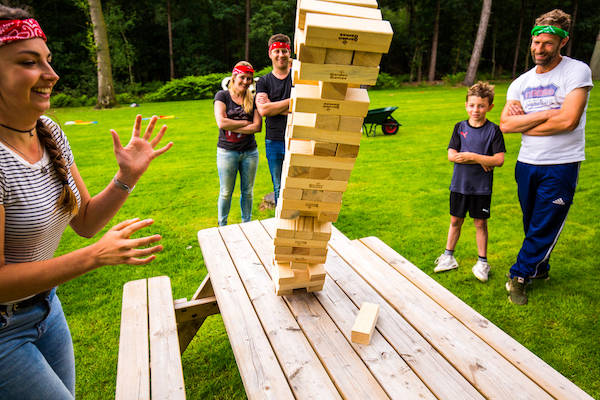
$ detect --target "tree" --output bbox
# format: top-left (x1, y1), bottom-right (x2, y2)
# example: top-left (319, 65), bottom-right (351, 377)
top-left (591, 31), bottom-right (600, 80)
top-left (463, 0), bottom-right (492, 86)
top-left (512, 0), bottom-right (525, 78)
top-left (245, 0), bottom-right (251, 61)
top-left (88, 0), bottom-right (116, 108)
top-left (427, 0), bottom-right (440, 82)
top-left (566, 0), bottom-right (578, 56)
top-left (167, 0), bottom-right (175, 79)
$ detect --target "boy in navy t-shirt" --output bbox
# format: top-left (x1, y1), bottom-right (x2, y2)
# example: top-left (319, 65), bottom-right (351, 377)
top-left (434, 82), bottom-right (506, 282)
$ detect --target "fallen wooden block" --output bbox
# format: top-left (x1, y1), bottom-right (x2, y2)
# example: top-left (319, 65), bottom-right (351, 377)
top-left (297, 0), bottom-right (382, 30)
top-left (304, 13), bottom-right (393, 53)
top-left (292, 84), bottom-right (370, 117)
top-left (351, 302), bottom-right (380, 345)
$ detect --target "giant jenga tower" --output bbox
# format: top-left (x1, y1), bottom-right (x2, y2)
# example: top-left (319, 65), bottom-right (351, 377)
top-left (272, 0), bottom-right (393, 295)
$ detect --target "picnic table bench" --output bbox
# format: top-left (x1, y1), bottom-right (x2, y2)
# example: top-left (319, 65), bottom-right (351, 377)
top-left (116, 218), bottom-right (592, 399)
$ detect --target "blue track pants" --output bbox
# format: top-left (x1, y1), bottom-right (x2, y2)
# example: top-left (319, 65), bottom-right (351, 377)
top-left (510, 161), bottom-right (580, 279)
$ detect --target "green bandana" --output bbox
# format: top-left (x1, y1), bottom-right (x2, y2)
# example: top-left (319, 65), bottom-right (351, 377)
top-left (531, 25), bottom-right (569, 39)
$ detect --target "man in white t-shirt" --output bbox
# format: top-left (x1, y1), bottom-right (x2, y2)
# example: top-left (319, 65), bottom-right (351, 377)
top-left (500, 9), bottom-right (593, 305)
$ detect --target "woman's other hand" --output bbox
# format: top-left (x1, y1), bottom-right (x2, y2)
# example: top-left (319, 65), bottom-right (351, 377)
top-left (111, 115), bottom-right (173, 184)
top-left (90, 218), bottom-right (164, 266)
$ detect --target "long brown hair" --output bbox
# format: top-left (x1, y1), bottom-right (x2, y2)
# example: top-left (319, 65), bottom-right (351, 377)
top-left (228, 61), bottom-right (255, 114)
top-left (36, 120), bottom-right (78, 215)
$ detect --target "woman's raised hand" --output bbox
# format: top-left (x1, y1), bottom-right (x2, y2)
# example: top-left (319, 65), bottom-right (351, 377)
top-left (91, 218), bottom-right (164, 266)
top-left (110, 115), bottom-right (173, 184)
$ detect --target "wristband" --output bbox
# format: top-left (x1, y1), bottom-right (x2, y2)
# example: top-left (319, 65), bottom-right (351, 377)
top-left (113, 176), bottom-right (135, 193)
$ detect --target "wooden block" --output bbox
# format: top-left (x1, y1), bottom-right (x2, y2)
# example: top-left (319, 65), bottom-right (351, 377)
top-left (325, 48), bottom-right (354, 65)
top-left (274, 237), bottom-right (329, 249)
top-left (292, 68), bottom-right (320, 86)
top-left (274, 280), bottom-right (293, 296)
top-left (306, 282), bottom-right (325, 292)
top-left (304, 13), bottom-right (393, 53)
top-left (352, 51), bottom-right (383, 67)
top-left (275, 218), bottom-right (295, 238)
top-left (301, 189), bottom-right (343, 203)
top-left (278, 279), bottom-right (324, 291)
top-left (292, 247), bottom-right (310, 255)
top-left (274, 253), bottom-right (327, 264)
top-left (275, 262), bottom-right (296, 284)
top-left (297, 0), bottom-right (382, 30)
top-left (296, 29), bottom-right (327, 63)
top-left (282, 176), bottom-right (349, 192)
top-left (312, 141), bottom-right (338, 156)
top-left (336, 144), bottom-right (360, 158)
top-left (291, 262), bottom-right (309, 271)
top-left (319, 81), bottom-right (348, 100)
top-left (351, 302), bottom-right (380, 345)
top-left (280, 198), bottom-right (343, 214)
top-left (288, 124), bottom-right (362, 146)
top-left (276, 203), bottom-right (300, 220)
top-left (317, 211), bottom-right (340, 222)
top-left (293, 59), bottom-right (379, 85)
top-left (288, 139), bottom-right (356, 170)
top-left (293, 84), bottom-right (370, 117)
top-left (319, 0), bottom-right (378, 7)
top-left (313, 220), bottom-right (332, 241)
top-left (309, 168), bottom-right (352, 181)
top-left (281, 187), bottom-right (304, 200)
top-left (308, 263), bottom-right (326, 281)
top-left (339, 115), bottom-right (364, 132)
top-left (274, 245), bottom-right (293, 255)
top-left (315, 114), bottom-right (340, 130)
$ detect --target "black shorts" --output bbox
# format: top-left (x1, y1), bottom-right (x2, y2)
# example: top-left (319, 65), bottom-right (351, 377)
top-left (450, 192), bottom-right (491, 219)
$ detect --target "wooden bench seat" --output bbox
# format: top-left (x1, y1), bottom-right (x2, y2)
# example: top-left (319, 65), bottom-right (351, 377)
top-left (115, 275), bottom-right (219, 399)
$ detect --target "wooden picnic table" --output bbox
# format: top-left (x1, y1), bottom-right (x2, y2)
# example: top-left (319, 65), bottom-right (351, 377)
top-left (195, 218), bottom-right (592, 400)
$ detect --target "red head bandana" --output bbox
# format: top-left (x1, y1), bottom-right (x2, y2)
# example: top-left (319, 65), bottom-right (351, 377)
top-left (232, 65), bottom-right (254, 75)
top-left (0, 19), bottom-right (47, 46)
top-left (269, 41), bottom-right (290, 53)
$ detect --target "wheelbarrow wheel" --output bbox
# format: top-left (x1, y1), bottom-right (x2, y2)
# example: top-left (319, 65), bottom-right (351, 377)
top-left (382, 117), bottom-right (399, 135)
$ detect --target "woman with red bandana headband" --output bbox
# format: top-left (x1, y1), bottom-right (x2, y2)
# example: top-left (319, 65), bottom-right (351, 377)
top-left (214, 61), bottom-right (262, 226)
top-left (256, 33), bottom-right (292, 205)
top-left (0, 6), bottom-right (172, 398)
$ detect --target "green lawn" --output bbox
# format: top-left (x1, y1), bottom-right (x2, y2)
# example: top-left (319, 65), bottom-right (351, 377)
top-left (51, 83), bottom-right (599, 399)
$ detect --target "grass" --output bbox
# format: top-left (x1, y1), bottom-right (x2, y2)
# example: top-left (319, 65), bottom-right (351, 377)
top-left (50, 83), bottom-right (599, 399)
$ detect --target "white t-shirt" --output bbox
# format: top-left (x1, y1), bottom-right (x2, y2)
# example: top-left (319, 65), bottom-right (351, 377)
top-left (507, 56), bottom-right (593, 164)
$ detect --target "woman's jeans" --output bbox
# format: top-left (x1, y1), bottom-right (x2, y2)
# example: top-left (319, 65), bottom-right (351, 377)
top-left (0, 289), bottom-right (75, 399)
top-left (217, 147), bottom-right (259, 226)
top-left (265, 139), bottom-right (285, 204)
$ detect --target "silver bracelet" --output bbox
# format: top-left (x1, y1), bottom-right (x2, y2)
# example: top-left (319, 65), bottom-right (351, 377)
top-left (113, 176), bottom-right (135, 193)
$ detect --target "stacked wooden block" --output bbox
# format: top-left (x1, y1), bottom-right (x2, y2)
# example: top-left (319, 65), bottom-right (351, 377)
top-left (273, 0), bottom-right (393, 296)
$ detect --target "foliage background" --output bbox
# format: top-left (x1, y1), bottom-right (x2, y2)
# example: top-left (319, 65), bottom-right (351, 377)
top-left (8, 0), bottom-right (600, 97)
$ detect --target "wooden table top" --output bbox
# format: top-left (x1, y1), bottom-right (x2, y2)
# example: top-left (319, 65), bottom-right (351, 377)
top-left (197, 218), bottom-right (591, 400)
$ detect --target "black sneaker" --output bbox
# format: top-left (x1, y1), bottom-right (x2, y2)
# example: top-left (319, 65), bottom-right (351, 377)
top-left (529, 270), bottom-right (549, 281)
top-left (506, 275), bottom-right (528, 305)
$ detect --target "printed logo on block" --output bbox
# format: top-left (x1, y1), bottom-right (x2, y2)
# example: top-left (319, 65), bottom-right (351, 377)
top-left (338, 33), bottom-right (359, 45)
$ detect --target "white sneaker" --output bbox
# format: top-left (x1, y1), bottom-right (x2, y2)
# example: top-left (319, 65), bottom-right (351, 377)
top-left (472, 260), bottom-right (490, 282)
top-left (434, 254), bottom-right (458, 272)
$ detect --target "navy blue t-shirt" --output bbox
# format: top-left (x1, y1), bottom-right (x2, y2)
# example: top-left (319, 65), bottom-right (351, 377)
top-left (214, 90), bottom-right (257, 152)
top-left (255, 71), bottom-right (292, 141)
top-left (448, 120), bottom-right (506, 195)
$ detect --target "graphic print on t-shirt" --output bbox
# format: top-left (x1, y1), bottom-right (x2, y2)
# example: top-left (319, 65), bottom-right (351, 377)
top-left (521, 84), bottom-right (561, 112)
top-left (225, 130), bottom-right (243, 143)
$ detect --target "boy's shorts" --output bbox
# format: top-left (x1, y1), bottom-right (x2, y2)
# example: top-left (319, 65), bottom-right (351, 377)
top-left (450, 192), bottom-right (491, 219)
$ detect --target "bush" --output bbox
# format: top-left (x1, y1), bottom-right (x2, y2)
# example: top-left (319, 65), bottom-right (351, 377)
top-left (144, 73), bottom-right (230, 102)
top-left (116, 92), bottom-right (139, 105)
top-left (442, 72), bottom-right (466, 86)
top-left (373, 72), bottom-right (408, 90)
top-left (51, 93), bottom-right (95, 108)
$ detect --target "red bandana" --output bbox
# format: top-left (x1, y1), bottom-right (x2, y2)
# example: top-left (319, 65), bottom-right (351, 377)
top-left (269, 41), bottom-right (290, 53)
top-left (232, 65), bottom-right (254, 75)
top-left (0, 19), bottom-right (47, 46)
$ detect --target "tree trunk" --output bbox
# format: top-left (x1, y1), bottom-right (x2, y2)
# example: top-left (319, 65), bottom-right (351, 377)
top-left (512, 0), bottom-right (524, 78)
top-left (167, 0), bottom-right (175, 80)
top-left (491, 19), bottom-right (496, 79)
top-left (591, 31), bottom-right (600, 80)
top-left (463, 0), bottom-right (492, 86)
top-left (566, 0), bottom-right (577, 56)
top-left (245, 0), bottom-right (250, 61)
top-left (428, 0), bottom-right (440, 82)
top-left (88, 0), bottom-right (116, 108)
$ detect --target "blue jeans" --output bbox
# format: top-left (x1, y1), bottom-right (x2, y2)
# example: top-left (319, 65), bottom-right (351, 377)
top-left (265, 139), bottom-right (285, 204)
top-left (0, 289), bottom-right (75, 399)
top-left (217, 147), bottom-right (259, 226)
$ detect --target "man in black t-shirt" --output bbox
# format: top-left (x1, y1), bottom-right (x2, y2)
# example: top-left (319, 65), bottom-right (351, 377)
top-left (256, 33), bottom-right (292, 205)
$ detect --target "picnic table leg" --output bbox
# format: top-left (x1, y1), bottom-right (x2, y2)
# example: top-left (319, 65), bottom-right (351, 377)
top-left (175, 275), bottom-right (220, 353)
